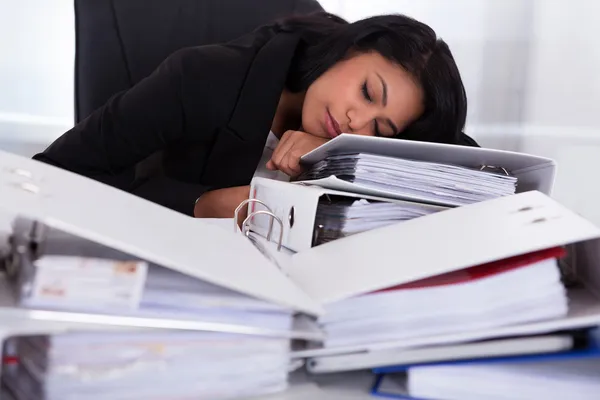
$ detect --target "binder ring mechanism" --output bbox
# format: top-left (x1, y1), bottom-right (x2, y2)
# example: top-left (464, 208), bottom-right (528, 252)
top-left (234, 199), bottom-right (284, 251)
top-left (242, 211), bottom-right (284, 252)
top-left (479, 165), bottom-right (511, 176)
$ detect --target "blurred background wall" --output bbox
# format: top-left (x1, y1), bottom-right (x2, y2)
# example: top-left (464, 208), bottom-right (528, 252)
top-left (1, 0), bottom-right (598, 223)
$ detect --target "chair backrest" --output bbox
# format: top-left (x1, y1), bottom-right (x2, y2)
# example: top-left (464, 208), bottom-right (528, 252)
top-left (74, 0), bottom-right (324, 122)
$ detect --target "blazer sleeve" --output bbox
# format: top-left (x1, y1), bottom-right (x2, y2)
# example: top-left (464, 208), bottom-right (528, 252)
top-left (459, 133), bottom-right (480, 147)
top-left (33, 48), bottom-right (214, 215)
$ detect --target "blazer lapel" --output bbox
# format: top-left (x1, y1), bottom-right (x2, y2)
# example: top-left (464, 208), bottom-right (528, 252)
top-left (200, 31), bottom-right (302, 188)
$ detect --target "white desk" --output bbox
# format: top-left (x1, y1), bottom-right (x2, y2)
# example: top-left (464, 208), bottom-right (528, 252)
top-left (249, 371), bottom-right (383, 400)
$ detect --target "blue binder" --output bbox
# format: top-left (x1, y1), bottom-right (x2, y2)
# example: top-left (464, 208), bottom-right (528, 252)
top-left (370, 329), bottom-right (600, 399)
top-left (369, 374), bottom-right (421, 400)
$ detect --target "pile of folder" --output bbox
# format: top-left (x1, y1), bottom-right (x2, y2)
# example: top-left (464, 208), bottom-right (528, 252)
top-left (317, 247), bottom-right (568, 349)
top-left (246, 135), bottom-right (600, 397)
top-left (1, 133), bottom-right (600, 400)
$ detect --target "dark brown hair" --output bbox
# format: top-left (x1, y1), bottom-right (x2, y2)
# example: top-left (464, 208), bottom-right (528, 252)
top-left (277, 12), bottom-right (468, 145)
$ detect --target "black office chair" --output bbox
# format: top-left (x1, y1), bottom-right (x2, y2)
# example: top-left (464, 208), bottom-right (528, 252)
top-left (74, 0), bottom-right (324, 123)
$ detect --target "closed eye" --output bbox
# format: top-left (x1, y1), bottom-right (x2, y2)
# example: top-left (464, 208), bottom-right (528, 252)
top-left (361, 82), bottom-right (373, 103)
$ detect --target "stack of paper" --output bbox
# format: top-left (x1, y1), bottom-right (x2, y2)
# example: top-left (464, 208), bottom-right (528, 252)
top-left (2, 331), bottom-right (290, 400)
top-left (407, 358), bottom-right (600, 400)
top-left (18, 256), bottom-right (295, 335)
top-left (139, 264), bottom-right (294, 331)
top-left (319, 248), bottom-right (568, 349)
top-left (302, 153), bottom-right (518, 206)
top-left (313, 198), bottom-right (442, 245)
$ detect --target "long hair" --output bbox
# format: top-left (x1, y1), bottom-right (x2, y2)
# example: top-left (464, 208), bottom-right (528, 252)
top-left (275, 12), bottom-right (467, 145)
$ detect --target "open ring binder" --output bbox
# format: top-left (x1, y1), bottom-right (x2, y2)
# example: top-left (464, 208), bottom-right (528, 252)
top-left (242, 210), bottom-right (284, 252)
top-left (234, 198), bottom-right (274, 240)
top-left (0, 216), bottom-right (323, 340)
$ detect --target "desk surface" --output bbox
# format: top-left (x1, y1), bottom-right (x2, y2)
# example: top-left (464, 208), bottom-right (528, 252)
top-left (250, 371), bottom-right (381, 400)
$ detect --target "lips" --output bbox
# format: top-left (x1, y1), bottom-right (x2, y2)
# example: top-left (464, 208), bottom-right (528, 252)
top-left (325, 109), bottom-right (342, 139)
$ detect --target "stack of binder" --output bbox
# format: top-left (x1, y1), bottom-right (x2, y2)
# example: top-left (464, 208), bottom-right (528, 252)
top-left (0, 219), bottom-right (316, 399)
top-left (242, 135), bottom-right (600, 384)
top-left (0, 148), bottom-right (326, 400)
top-left (7, 218), bottom-right (306, 337)
top-left (297, 134), bottom-right (555, 205)
top-left (249, 134), bottom-right (556, 252)
top-left (300, 153), bottom-right (518, 206)
top-left (317, 246), bottom-right (568, 349)
top-left (1, 134), bottom-right (600, 399)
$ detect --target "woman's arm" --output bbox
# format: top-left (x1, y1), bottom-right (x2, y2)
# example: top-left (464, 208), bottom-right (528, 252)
top-left (34, 48), bottom-right (194, 181)
top-left (33, 48), bottom-right (229, 215)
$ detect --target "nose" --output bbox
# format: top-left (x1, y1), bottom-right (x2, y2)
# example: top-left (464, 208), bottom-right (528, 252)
top-left (347, 108), bottom-right (376, 134)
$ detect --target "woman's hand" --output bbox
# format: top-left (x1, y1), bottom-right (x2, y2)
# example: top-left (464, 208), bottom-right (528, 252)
top-left (266, 130), bottom-right (328, 178)
top-left (194, 185), bottom-right (250, 219)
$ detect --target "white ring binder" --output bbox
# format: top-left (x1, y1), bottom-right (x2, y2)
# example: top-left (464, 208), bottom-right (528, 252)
top-left (242, 210), bottom-right (284, 252)
top-left (0, 217), bottom-right (323, 340)
top-left (234, 198), bottom-right (274, 239)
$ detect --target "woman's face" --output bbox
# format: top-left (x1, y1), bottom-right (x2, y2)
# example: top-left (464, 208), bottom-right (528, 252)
top-left (301, 52), bottom-right (424, 139)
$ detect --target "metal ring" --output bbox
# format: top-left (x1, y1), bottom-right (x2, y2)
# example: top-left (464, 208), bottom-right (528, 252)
top-left (233, 199), bottom-right (273, 238)
top-left (242, 210), bottom-right (284, 252)
top-left (480, 165), bottom-right (511, 176)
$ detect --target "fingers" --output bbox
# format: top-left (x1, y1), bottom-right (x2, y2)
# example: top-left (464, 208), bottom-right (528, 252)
top-left (273, 146), bottom-right (304, 177)
top-left (269, 130), bottom-right (303, 177)
top-left (283, 149), bottom-right (304, 177)
top-left (269, 130), bottom-right (294, 165)
top-left (268, 130), bottom-right (327, 178)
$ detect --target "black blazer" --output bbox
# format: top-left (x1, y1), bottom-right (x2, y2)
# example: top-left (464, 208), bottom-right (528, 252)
top-left (34, 25), bottom-right (301, 216)
top-left (34, 25), bottom-right (479, 216)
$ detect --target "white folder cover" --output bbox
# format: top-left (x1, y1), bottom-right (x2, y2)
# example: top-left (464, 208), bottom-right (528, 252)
top-left (300, 134), bottom-right (556, 196)
top-left (0, 150), bottom-right (323, 317)
top-left (286, 190), bottom-right (600, 305)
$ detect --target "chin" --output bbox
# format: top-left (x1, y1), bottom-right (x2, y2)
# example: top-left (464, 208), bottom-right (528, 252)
top-left (306, 129), bottom-right (328, 139)
top-left (301, 115), bottom-right (326, 138)
top-left (300, 122), bottom-right (317, 136)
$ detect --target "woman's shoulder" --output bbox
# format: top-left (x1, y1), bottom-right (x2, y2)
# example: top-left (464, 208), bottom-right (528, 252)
top-left (166, 25), bottom-right (291, 85)
top-left (159, 25), bottom-right (301, 124)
